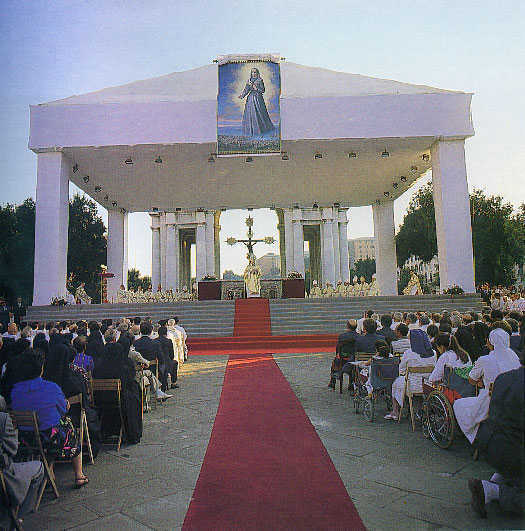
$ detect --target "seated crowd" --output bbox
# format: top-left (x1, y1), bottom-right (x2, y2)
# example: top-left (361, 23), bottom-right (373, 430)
top-left (329, 306), bottom-right (524, 518)
top-left (0, 315), bottom-right (188, 521)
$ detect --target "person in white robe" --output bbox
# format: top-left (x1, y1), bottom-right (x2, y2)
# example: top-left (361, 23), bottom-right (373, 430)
top-left (428, 333), bottom-right (472, 384)
top-left (167, 318), bottom-right (185, 364)
top-left (453, 328), bottom-right (521, 444)
top-left (387, 329), bottom-right (436, 420)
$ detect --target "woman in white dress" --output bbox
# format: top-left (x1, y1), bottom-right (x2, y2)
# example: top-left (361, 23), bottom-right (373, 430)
top-left (386, 329), bottom-right (436, 420)
top-left (453, 327), bottom-right (521, 444)
top-left (428, 333), bottom-right (472, 384)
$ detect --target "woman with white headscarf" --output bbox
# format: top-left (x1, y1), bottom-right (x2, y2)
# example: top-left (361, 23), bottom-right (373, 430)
top-left (453, 327), bottom-right (521, 444)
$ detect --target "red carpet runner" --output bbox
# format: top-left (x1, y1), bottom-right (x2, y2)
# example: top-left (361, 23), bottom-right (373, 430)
top-left (233, 298), bottom-right (271, 336)
top-left (182, 353), bottom-right (365, 530)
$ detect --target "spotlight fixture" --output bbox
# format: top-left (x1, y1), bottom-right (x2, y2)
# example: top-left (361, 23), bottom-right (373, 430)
top-left (152, 207), bottom-right (159, 212)
top-left (124, 158), bottom-right (133, 165)
top-left (208, 154), bottom-right (215, 163)
top-left (94, 185), bottom-right (102, 192)
top-left (314, 153), bottom-right (322, 159)
top-left (334, 202), bottom-right (340, 208)
top-left (220, 207), bottom-right (227, 212)
top-left (410, 165), bottom-right (418, 171)
top-left (245, 156), bottom-right (253, 163)
top-left (400, 175), bottom-right (407, 182)
top-left (104, 195), bottom-right (109, 201)
top-left (381, 149), bottom-right (390, 158)
top-left (247, 207), bottom-right (253, 211)
top-left (72, 164), bottom-right (79, 173)
top-left (154, 156), bottom-right (162, 164)
top-left (281, 152), bottom-right (289, 160)
top-left (393, 182), bottom-right (398, 189)
top-left (175, 207), bottom-right (182, 212)
top-left (384, 191), bottom-right (390, 197)
top-left (120, 208), bottom-right (126, 214)
top-left (112, 201), bottom-right (117, 207)
top-left (83, 175), bottom-right (90, 183)
top-left (312, 203), bottom-right (319, 209)
top-left (422, 153), bottom-right (430, 162)
top-left (348, 152), bottom-right (357, 158)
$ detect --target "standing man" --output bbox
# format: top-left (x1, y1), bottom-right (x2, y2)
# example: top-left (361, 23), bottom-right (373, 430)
top-left (157, 326), bottom-right (179, 390)
top-left (173, 317), bottom-right (188, 361)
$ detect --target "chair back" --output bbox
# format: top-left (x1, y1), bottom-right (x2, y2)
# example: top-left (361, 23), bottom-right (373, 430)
top-left (355, 352), bottom-right (374, 362)
top-left (91, 379), bottom-right (122, 407)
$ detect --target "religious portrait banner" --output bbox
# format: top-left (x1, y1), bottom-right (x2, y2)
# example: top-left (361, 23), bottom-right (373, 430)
top-left (217, 57), bottom-right (281, 156)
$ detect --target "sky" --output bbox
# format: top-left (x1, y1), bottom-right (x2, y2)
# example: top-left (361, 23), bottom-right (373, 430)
top-left (2, 0), bottom-right (524, 276)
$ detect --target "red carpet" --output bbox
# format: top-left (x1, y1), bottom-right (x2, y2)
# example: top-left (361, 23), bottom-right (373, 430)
top-left (182, 353), bottom-right (365, 530)
top-left (234, 298), bottom-right (271, 336)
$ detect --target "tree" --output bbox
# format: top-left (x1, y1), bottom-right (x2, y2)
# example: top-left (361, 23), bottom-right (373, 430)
top-left (223, 270), bottom-right (243, 280)
top-left (67, 194), bottom-right (107, 302)
top-left (127, 268), bottom-right (152, 291)
top-left (396, 184), bottom-right (525, 286)
top-left (350, 258), bottom-right (376, 283)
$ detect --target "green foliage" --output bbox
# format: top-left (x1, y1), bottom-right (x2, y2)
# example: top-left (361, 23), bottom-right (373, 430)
top-left (0, 199), bottom-right (35, 304)
top-left (397, 267), bottom-right (412, 295)
top-left (223, 269), bottom-right (243, 281)
top-left (67, 195), bottom-right (107, 303)
top-left (350, 258), bottom-right (376, 283)
top-left (396, 185), bottom-right (525, 286)
top-left (127, 268), bottom-right (152, 291)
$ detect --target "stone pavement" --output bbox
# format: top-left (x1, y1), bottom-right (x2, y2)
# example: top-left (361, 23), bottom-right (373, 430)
top-left (23, 353), bottom-right (524, 530)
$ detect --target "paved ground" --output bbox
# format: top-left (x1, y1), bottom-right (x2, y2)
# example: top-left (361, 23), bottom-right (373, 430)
top-left (23, 353), bottom-right (524, 530)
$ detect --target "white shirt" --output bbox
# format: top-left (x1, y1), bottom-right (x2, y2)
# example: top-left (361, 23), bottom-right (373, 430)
top-left (428, 350), bottom-right (471, 383)
top-left (391, 337), bottom-right (411, 354)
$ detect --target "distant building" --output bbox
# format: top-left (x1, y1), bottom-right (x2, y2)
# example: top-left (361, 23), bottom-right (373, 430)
top-left (256, 252), bottom-right (281, 278)
top-left (348, 237), bottom-right (375, 268)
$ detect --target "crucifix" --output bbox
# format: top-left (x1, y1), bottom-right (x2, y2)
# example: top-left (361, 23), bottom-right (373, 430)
top-left (226, 216), bottom-right (275, 258)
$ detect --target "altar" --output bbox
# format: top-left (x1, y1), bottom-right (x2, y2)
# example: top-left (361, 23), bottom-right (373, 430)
top-left (198, 279), bottom-right (305, 300)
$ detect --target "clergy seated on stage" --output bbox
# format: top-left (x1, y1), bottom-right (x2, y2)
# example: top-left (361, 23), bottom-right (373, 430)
top-left (322, 282), bottom-right (335, 298)
top-left (309, 281), bottom-right (322, 298)
top-left (468, 366), bottom-right (524, 519)
top-left (335, 281), bottom-right (346, 297)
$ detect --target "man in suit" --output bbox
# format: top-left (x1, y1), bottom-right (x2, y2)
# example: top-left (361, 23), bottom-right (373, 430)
top-left (468, 367), bottom-right (524, 518)
top-left (355, 318), bottom-right (383, 353)
top-left (134, 322), bottom-right (172, 399)
top-left (377, 314), bottom-right (395, 344)
top-left (156, 326), bottom-right (179, 391)
top-left (328, 320), bottom-right (359, 389)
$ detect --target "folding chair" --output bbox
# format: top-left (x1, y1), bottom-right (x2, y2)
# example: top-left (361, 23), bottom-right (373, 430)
top-left (9, 411), bottom-right (59, 511)
top-left (398, 365), bottom-right (435, 431)
top-left (0, 469), bottom-right (23, 530)
top-left (67, 394), bottom-right (94, 465)
top-left (91, 379), bottom-right (124, 452)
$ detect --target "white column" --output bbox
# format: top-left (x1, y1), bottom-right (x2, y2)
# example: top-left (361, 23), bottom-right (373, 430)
top-left (159, 216), bottom-right (167, 290)
top-left (321, 208), bottom-right (335, 285)
top-left (332, 218), bottom-right (341, 282)
top-left (292, 220), bottom-right (305, 276)
top-left (205, 212), bottom-right (215, 276)
top-left (196, 223), bottom-right (206, 281)
top-left (339, 212), bottom-right (350, 283)
top-left (431, 139), bottom-right (475, 293)
top-left (165, 224), bottom-right (177, 290)
top-left (373, 200), bottom-right (398, 295)
top-left (173, 226), bottom-right (180, 290)
top-left (107, 209), bottom-right (128, 302)
top-left (284, 209), bottom-right (294, 274)
top-left (151, 226), bottom-right (161, 291)
top-left (33, 151), bottom-right (69, 305)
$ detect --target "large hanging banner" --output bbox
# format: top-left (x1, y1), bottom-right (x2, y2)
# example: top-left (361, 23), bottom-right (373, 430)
top-left (217, 54), bottom-right (281, 156)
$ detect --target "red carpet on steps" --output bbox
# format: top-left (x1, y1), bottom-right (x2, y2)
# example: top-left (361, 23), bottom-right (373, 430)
top-left (234, 298), bottom-right (271, 336)
top-left (182, 353), bottom-right (365, 530)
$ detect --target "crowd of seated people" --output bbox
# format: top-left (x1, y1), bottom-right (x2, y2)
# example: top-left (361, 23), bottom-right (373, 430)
top-left (0, 314), bottom-right (189, 516)
top-left (329, 305), bottom-right (524, 518)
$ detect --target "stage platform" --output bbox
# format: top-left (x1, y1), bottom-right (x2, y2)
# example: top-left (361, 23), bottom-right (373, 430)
top-left (25, 294), bottom-right (482, 345)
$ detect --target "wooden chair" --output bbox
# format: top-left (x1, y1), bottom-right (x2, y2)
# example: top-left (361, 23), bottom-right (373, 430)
top-left (0, 468), bottom-right (23, 530)
top-left (147, 359), bottom-right (159, 410)
top-left (91, 379), bottom-right (124, 452)
top-left (67, 394), bottom-right (94, 465)
top-left (398, 365), bottom-right (435, 431)
top-left (9, 411), bottom-right (59, 511)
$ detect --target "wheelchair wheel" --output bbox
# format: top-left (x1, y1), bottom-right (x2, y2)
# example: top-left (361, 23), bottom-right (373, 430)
top-left (363, 397), bottom-right (375, 422)
top-left (425, 390), bottom-right (455, 449)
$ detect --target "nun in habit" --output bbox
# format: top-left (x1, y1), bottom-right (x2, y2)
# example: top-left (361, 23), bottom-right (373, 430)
top-left (238, 68), bottom-right (274, 137)
top-left (453, 327), bottom-right (521, 444)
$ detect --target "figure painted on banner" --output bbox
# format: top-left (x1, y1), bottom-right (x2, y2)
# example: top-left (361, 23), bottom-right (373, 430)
top-left (238, 68), bottom-right (274, 137)
top-left (309, 280), bottom-right (322, 298)
top-left (244, 254), bottom-right (262, 298)
top-left (403, 272), bottom-right (423, 296)
top-left (75, 283), bottom-right (91, 304)
top-left (369, 274), bottom-right (380, 296)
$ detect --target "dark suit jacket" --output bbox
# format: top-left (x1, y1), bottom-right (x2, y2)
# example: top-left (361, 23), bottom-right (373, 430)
top-left (336, 330), bottom-right (359, 357)
top-left (377, 327), bottom-right (395, 344)
top-left (355, 333), bottom-right (384, 353)
top-left (133, 336), bottom-right (163, 363)
top-left (157, 336), bottom-right (175, 361)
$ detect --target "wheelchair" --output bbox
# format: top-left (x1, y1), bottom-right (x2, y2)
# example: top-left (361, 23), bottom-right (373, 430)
top-left (422, 365), bottom-right (476, 449)
top-left (353, 358), bottom-right (399, 422)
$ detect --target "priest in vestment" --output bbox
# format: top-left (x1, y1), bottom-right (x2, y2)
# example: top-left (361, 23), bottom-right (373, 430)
top-left (309, 280), bottom-right (322, 298)
top-left (244, 254), bottom-right (262, 298)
